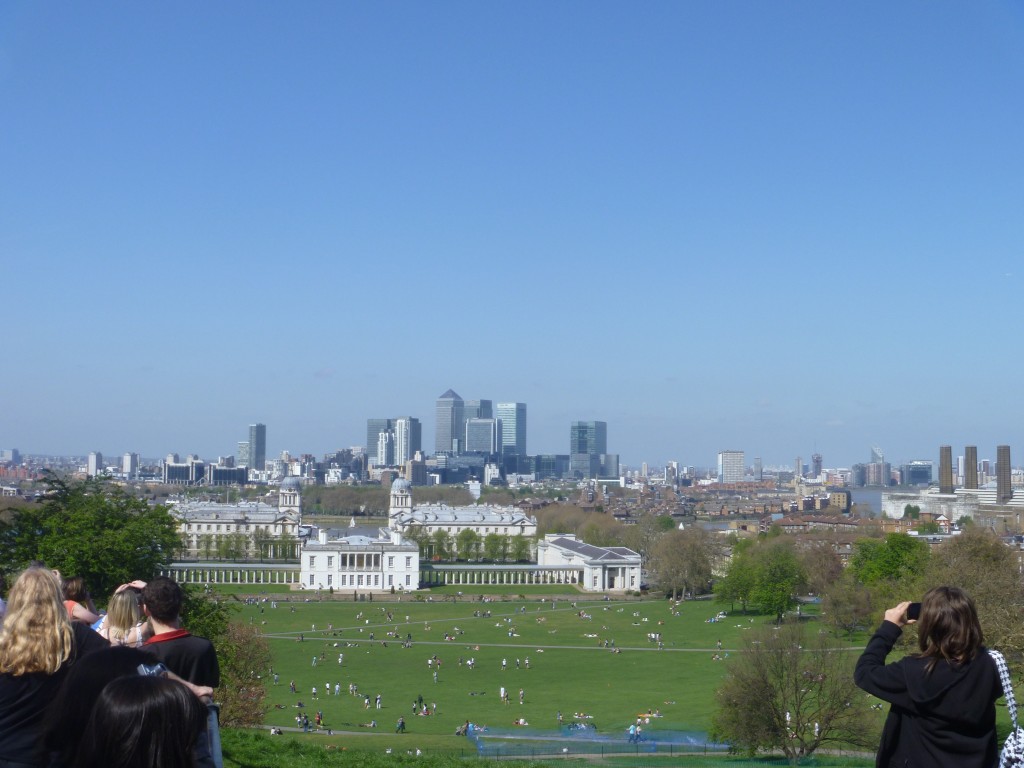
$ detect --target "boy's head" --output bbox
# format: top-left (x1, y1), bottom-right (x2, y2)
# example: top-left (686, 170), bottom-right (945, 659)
top-left (141, 577), bottom-right (183, 623)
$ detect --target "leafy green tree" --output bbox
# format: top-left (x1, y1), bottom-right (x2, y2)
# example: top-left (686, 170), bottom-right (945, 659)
top-left (483, 533), bottom-right (505, 562)
top-left (822, 571), bottom-right (875, 637)
top-left (649, 527), bottom-right (720, 600)
top-left (798, 539), bottom-right (844, 596)
top-left (716, 540), bottom-right (757, 612)
top-left (850, 533), bottom-right (929, 589)
top-left (430, 530), bottom-right (452, 561)
top-left (199, 534), bottom-right (215, 560)
top-left (217, 623), bottom-right (272, 727)
top-left (903, 504), bottom-right (921, 520)
top-left (750, 539), bottom-right (806, 623)
top-left (251, 527), bottom-right (272, 562)
top-left (0, 474), bottom-right (180, 599)
top-left (712, 623), bottom-right (876, 765)
top-left (510, 534), bottom-right (532, 563)
top-left (455, 529), bottom-right (481, 561)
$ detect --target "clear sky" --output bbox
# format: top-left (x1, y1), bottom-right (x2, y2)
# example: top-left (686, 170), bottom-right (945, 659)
top-left (2, 3), bottom-right (1022, 470)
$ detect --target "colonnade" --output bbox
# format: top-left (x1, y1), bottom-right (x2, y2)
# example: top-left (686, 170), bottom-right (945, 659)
top-left (420, 566), bottom-right (583, 587)
top-left (162, 563), bottom-right (300, 585)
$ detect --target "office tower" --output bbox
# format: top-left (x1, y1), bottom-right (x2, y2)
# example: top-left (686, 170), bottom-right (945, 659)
top-left (392, 417), bottom-right (421, 465)
top-left (871, 446), bottom-right (884, 464)
top-left (0, 449), bottom-right (21, 465)
top-left (435, 389), bottom-right (464, 454)
top-left (496, 402), bottom-right (526, 456)
top-left (811, 454), bottom-right (823, 478)
top-left (569, 421), bottom-right (608, 478)
top-left (122, 452), bottom-right (139, 479)
top-left (464, 399), bottom-right (493, 420)
top-left (795, 457), bottom-right (802, 479)
top-left (964, 446), bottom-right (979, 489)
top-left (249, 423), bottom-right (267, 472)
top-left (87, 452), bottom-right (103, 478)
top-left (997, 445), bottom-right (1012, 503)
top-left (754, 457), bottom-right (763, 481)
top-left (718, 450), bottom-right (744, 483)
top-left (377, 431), bottom-right (395, 467)
top-left (939, 446), bottom-right (954, 494)
top-left (465, 418), bottom-right (500, 454)
top-left (366, 418), bottom-right (393, 465)
top-left (237, 441), bottom-right (250, 467)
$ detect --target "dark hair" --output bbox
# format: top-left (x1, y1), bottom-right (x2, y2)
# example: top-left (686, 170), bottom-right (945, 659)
top-left (62, 576), bottom-right (89, 603)
top-left (44, 647), bottom-right (155, 766)
top-left (141, 577), bottom-right (183, 623)
top-left (916, 585), bottom-right (984, 673)
top-left (72, 675), bottom-right (205, 768)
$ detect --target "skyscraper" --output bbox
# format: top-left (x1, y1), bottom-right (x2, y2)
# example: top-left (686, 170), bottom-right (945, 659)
top-left (569, 421), bottom-right (607, 479)
top-left (465, 418), bottom-right (500, 454)
top-left (249, 423), bottom-right (267, 472)
top-left (718, 450), bottom-right (744, 483)
top-left (997, 445), bottom-right (1012, 503)
top-left (435, 389), bottom-right (464, 454)
top-left (392, 417), bottom-right (421, 465)
top-left (496, 402), bottom-right (526, 456)
top-left (939, 445), bottom-right (953, 494)
top-left (964, 445), bottom-right (979, 489)
top-left (87, 451), bottom-right (103, 478)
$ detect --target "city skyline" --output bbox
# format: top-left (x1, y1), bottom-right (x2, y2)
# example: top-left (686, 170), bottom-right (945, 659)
top-left (2, 5), bottom-right (1022, 467)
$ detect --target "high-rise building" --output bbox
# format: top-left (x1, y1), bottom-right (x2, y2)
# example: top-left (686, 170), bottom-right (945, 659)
top-left (87, 452), bottom-right (103, 478)
top-left (997, 445), bottom-right (1012, 503)
top-left (0, 449), bottom-right (21, 465)
top-left (465, 418), bottom-right (500, 454)
top-left (377, 431), bottom-right (395, 467)
top-left (249, 423), bottom-right (267, 472)
top-left (464, 399), bottom-right (493, 420)
top-left (122, 452), bottom-right (139, 479)
top-left (964, 445), bottom-right (979, 489)
top-left (718, 450), bottom-right (744, 483)
top-left (435, 390), bottom-right (464, 454)
top-left (811, 454), bottom-right (823, 478)
top-left (392, 417), bottom-right (421, 465)
top-left (496, 402), bottom-right (526, 456)
top-left (237, 441), bottom-right (250, 468)
top-left (795, 457), bottom-right (803, 479)
top-left (754, 457), bottom-right (763, 481)
top-left (569, 421), bottom-right (608, 479)
top-left (939, 446), bottom-right (953, 494)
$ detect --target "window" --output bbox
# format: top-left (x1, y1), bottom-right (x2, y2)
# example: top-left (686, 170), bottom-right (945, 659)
top-left (309, 556), bottom-right (316, 569)
top-left (388, 556), bottom-right (394, 568)
top-left (327, 556), bottom-right (333, 569)
top-left (405, 557), bottom-right (412, 568)
top-left (327, 575), bottom-right (332, 586)
top-left (388, 575), bottom-right (393, 586)
top-left (309, 575), bottom-right (315, 586)
top-left (405, 575), bottom-right (411, 586)
top-left (374, 575), bottom-right (379, 586)
top-left (358, 575), bottom-right (364, 586)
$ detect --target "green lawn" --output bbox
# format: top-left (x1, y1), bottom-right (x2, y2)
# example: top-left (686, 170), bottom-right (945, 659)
top-left (224, 589), bottom-right (868, 753)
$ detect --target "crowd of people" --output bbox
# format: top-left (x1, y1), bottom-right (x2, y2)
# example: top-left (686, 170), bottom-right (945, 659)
top-left (0, 566), bottom-right (220, 768)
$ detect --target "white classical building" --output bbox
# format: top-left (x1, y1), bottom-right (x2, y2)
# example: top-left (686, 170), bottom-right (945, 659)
top-left (387, 478), bottom-right (538, 543)
top-left (301, 522), bottom-right (420, 592)
top-left (536, 534), bottom-right (642, 592)
top-left (172, 477), bottom-right (303, 559)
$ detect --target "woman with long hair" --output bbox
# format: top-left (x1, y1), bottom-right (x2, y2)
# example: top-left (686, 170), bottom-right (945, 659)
top-left (0, 567), bottom-right (106, 767)
top-left (61, 576), bottom-right (100, 625)
top-left (97, 588), bottom-right (151, 647)
top-left (855, 585), bottom-right (1003, 768)
top-left (71, 675), bottom-right (206, 768)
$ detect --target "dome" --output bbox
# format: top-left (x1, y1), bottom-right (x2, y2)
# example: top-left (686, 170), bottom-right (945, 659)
top-left (280, 477), bottom-right (303, 491)
top-left (391, 478), bottom-right (412, 492)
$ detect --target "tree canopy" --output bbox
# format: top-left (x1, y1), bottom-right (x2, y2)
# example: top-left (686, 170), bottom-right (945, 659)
top-left (0, 474), bottom-right (180, 600)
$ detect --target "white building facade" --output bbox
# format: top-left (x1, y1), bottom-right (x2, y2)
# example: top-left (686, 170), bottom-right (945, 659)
top-left (535, 534), bottom-right (642, 592)
top-left (301, 525), bottom-right (420, 592)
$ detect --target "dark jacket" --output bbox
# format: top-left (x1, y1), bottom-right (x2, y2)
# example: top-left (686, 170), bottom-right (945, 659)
top-left (854, 620), bottom-right (1002, 768)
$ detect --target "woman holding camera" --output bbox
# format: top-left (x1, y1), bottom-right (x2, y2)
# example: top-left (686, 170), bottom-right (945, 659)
top-left (854, 586), bottom-right (1003, 768)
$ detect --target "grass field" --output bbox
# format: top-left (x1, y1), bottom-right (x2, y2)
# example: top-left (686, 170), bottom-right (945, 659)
top-left (226, 588), bottom-right (871, 755)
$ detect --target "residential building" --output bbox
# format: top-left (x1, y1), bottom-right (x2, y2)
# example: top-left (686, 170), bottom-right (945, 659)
top-left (717, 450), bottom-right (745, 484)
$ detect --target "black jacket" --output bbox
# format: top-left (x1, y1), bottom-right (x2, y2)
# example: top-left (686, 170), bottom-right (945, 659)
top-left (854, 620), bottom-right (1002, 768)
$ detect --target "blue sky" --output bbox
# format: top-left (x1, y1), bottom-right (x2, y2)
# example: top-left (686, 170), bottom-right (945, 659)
top-left (2, 3), bottom-right (1022, 470)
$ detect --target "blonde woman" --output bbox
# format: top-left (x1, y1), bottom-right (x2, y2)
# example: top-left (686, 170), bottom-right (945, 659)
top-left (97, 586), bottom-right (152, 647)
top-left (0, 567), bottom-right (106, 767)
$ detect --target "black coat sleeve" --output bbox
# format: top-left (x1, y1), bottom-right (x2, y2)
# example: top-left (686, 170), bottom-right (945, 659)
top-left (854, 621), bottom-right (918, 710)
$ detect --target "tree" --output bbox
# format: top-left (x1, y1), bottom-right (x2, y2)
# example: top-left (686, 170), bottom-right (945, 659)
top-left (716, 541), bottom-right (757, 613)
top-left (455, 529), bottom-right (480, 561)
top-left (649, 527), bottom-right (720, 600)
top-left (621, 513), bottom-right (670, 567)
top-left (750, 539), bottom-right (806, 623)
top-left (850, 533), bottom-right (929, 607)
top-left (251, 528), bottom-right (272, 562)
top-left (217, 623), bottom-right (272, 727)
top-left (430, 530), bottom-right (452, 561)
top-left (922, 529), bottom-right (1024, 658)
top-left (0, 474), bottom-right (180, 599)
top-left (798, 540), bottom-right (844, 596)
top-left (483, 533), bottom-right (505, 562)
top-left (510, 534), bottom-right (531, 563)
top-left (821, 571), bottom-right (875, 637)
top-left (712, 623), bottom-right (876, 765)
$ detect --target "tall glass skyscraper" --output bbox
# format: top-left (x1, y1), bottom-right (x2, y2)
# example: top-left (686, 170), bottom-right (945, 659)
top-left (249, 423), bottom-right (266, 472)
top-left (435, 389), bottom-right (464, 454)
top-left (569, 421), bottom-right (607, 478)
top-left (496, 402), bottom-right (526, 456)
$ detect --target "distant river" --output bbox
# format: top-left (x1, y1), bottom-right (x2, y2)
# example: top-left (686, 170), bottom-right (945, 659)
top-left (850, 488), bottom-right (884, 515)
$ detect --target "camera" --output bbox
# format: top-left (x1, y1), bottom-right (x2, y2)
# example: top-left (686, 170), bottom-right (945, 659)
top-left (906, 602), bottom-right (921, 621)
top-left (137, 662), bottom-right (168, 677)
